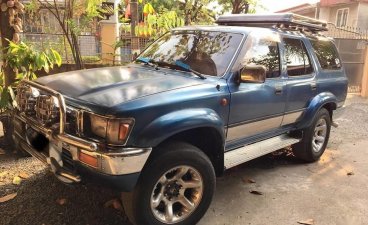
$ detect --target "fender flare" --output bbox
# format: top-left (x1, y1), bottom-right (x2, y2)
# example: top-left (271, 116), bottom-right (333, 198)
top-left (297, 92), bottom-right (337, 129)
top-left (135, 108), bottom-right (225, 147)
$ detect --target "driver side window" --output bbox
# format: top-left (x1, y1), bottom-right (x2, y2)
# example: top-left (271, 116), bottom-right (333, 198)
top-left (240, 32), bottom-right (281, 79)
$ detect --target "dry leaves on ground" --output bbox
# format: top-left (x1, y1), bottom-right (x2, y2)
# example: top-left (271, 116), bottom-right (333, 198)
top-left (56, 198), bottom-right (67, 206)
top-left (104, 198), bottom-right (124, 212)
top-left (0, 193), bottom-right (17, 203)
top-left (18, 172), bottom-right (30, 179)
top-left (298, 219), bottom-right (315, 225)
top-left (247, 178), bottom-right (256, 183)
top-left (12, 176), bottom-right (22, 185)
top-left (249, 190), bottom-right (263, 195)
top-left (242, 178), bottom-right (256, 184)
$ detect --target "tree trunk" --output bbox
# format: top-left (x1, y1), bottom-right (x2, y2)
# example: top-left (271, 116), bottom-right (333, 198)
top-left (0, 0), bottom-right (16, 88)
top-left (130, 0), bottom-right (138, 36)
top-left (70, 31), bottom-right (83, 69)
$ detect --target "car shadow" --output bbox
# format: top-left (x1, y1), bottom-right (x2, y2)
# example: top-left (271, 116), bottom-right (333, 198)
top-left (0, 148), bottom-right (302, 225)
top-left (0, 164), bottom-right (132, 225)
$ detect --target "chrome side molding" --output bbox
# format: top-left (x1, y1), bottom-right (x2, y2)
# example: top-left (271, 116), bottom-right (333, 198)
top-left (224, 134), bottom-right (300, 169)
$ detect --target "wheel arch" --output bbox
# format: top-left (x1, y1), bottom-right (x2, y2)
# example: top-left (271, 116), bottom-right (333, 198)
top-left (149, 127), bottom-right (225, 177)
top-left (297, 92), bottom-right (337, 129)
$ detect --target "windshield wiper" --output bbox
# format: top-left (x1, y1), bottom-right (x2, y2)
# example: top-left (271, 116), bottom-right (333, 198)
top-left (175, 60), bottom-right (206, 79)
top-left (136, 57), bottom-right (159, 70)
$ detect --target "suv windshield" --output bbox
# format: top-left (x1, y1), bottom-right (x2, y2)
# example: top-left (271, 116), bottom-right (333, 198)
top-left (137, 30), bottom-right (244, 76)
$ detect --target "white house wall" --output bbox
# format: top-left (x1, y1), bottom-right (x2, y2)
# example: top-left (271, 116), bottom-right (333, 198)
top-left (357, 3), bottom-right (368, 29)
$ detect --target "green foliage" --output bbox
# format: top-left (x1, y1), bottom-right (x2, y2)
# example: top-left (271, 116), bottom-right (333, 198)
top-left (0, 41), bottom-right (62, 109)
top-left (86, 0), bottom-right (105, 18)
top-left (81, 56), bottom-right (102, 63)
top-left (132, 11), bottom-right (184, 38)
top-left (217, 0), bottom-right (263, 14)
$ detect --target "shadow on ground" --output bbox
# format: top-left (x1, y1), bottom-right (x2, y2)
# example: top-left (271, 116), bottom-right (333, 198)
top-left (0, 149), bottom-right (301, 225)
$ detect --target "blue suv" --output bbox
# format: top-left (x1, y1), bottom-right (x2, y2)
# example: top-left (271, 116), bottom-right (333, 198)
top-left (13, 14), bottom-right (347, 225)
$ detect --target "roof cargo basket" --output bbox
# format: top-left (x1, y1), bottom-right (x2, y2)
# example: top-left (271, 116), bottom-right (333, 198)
top-left (216, 13), bottom-right (328, 32)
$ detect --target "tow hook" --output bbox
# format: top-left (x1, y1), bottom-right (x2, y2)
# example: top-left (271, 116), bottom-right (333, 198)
top-left (50, 157), bottom-right (81, 184)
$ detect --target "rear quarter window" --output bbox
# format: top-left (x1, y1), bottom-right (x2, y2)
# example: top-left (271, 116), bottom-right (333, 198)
top-left (310, 39), bottom-right (341, 70)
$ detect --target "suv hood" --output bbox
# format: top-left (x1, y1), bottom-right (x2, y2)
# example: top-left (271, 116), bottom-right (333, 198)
top-left (36, 65), bottom-right (204, 108)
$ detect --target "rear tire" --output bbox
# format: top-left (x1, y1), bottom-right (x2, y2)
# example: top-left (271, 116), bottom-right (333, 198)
top-left (292, 108), bottom-right (331, 162)
top-left (122, 142), bottom-right (216, 225)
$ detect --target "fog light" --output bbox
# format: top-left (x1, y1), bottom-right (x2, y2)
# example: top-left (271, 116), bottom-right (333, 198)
top-left (79, 151), bottom-right (98, 168)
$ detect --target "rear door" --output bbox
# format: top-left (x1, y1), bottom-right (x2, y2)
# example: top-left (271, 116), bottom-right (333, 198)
top-left (281, 36), bottom-right (317, 126)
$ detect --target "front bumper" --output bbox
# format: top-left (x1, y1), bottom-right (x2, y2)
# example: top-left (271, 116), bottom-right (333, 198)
top-left (13, 114), bottom-right (151, 192)
top-left (13, 80), bottom-right (152, 191)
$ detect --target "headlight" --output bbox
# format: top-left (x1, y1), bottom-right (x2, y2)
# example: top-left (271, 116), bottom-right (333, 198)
top-left (85, 113), bottom-right (134, 145)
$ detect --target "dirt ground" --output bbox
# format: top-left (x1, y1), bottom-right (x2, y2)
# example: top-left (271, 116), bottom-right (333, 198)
top-left (0, 94), bottom-right (367, 225)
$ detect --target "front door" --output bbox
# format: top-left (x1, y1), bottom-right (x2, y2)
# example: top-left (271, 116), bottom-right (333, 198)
top-left (227, 31), bottom-right (287, 143)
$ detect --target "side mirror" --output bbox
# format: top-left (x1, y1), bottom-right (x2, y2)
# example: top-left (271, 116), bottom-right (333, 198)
top-left (239, 65), bottom-right (266, 83)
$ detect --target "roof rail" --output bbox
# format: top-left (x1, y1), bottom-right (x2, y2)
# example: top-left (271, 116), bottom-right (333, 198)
top-left (216, 13), bottom-right (328, 32)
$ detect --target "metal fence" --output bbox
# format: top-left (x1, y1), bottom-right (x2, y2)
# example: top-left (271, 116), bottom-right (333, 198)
top-left (21, 32), bottom-right (101, 64)
top-left (334, 38), bottom-right (367, 93)
top-left (324, 24), bottom-right (368, 93)
top-left (120, 36), bottom-right (152, 63)
top-left (325, 23), bottom-right (368, 40)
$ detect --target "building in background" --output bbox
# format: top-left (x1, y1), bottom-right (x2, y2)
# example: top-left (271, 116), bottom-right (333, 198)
top-left (277, 0), bottom-right (368, 29)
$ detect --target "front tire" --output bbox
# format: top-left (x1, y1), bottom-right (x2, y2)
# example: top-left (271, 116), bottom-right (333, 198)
top-left (122, 142), bottom-right (216, 225)
top-left (292, 108), bottom-right (331, 162)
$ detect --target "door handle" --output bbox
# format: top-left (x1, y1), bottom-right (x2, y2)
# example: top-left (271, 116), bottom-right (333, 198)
top-left (311, 82), bottom-right (317, 91)
top-left (275, 86), bottom-right (283, 95)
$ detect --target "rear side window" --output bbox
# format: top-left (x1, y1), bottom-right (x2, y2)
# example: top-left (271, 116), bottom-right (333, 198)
top-left (310, 40), bottom-right (341, 70)
top-left (284, 38), bottom-right (314, 76)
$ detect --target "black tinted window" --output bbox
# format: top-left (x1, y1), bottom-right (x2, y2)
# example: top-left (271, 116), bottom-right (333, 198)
top-left (310, 40), bottom-right (341, 70)
top-left (139, 31), bottom-right (243, 76)
top-left (284, 38), bottom-right (314, 76)
top-left (240, 32), bottom-right (280, 78)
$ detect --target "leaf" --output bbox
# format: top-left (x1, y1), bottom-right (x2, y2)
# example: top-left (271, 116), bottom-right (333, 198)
top-left (249, 190), bottom-right (263, 195)
top-left (0, 171), bottom-right (7, 177)
top-left (298, 219), bottom-right (315, 225)
top-left (12, 176), bottom-right (22, 185)
top-left (0, 88), bottom-right (10, 109)
top-left (248, 179), bottom-right (256, 183)
top-left (19, 172), bottom-right (30, 179)
top-left (15, 73), bottom-right (25, 80)
top-left (0, 193), bottom-right (17, 203)
top-left (104, 199), bottom-right (124, 212)
top-left (56, 198), bottom-right (67, 205)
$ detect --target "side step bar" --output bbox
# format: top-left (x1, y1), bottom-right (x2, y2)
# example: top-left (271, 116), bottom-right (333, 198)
top-left (224, 134), bottom-right (301, 169)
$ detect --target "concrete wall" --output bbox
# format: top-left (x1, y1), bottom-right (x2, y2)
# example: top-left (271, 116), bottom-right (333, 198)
top-left (320, 2), bottom-right (359, 27)
top-left (357, 3), bottom-right (368, 29)
top-left (100, 21), bottom-right (118, 64)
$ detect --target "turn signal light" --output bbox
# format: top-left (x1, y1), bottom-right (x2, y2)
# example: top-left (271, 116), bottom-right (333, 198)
top-left (119, 123), bottom-right (130, 141)
top-left (79, 151), bottom-right (98, 168)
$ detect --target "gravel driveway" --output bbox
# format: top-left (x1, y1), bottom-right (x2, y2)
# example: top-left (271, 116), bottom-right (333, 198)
top-left (1, 94), bottom-right (367, 225)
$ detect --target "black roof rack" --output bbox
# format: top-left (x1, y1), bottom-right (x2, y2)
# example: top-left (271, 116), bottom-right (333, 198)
top-left (216, 13), bottom-right (328, 32)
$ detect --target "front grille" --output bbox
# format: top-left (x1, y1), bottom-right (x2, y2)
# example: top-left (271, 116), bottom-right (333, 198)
top-left (35, 95), bottom-right (59, 124)
top-left (17, 83), bottom-right (80, 135)
top-left (61, 149), bottom-right (75, 172)
top-left (16, 85), bottom-right (37, 115)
